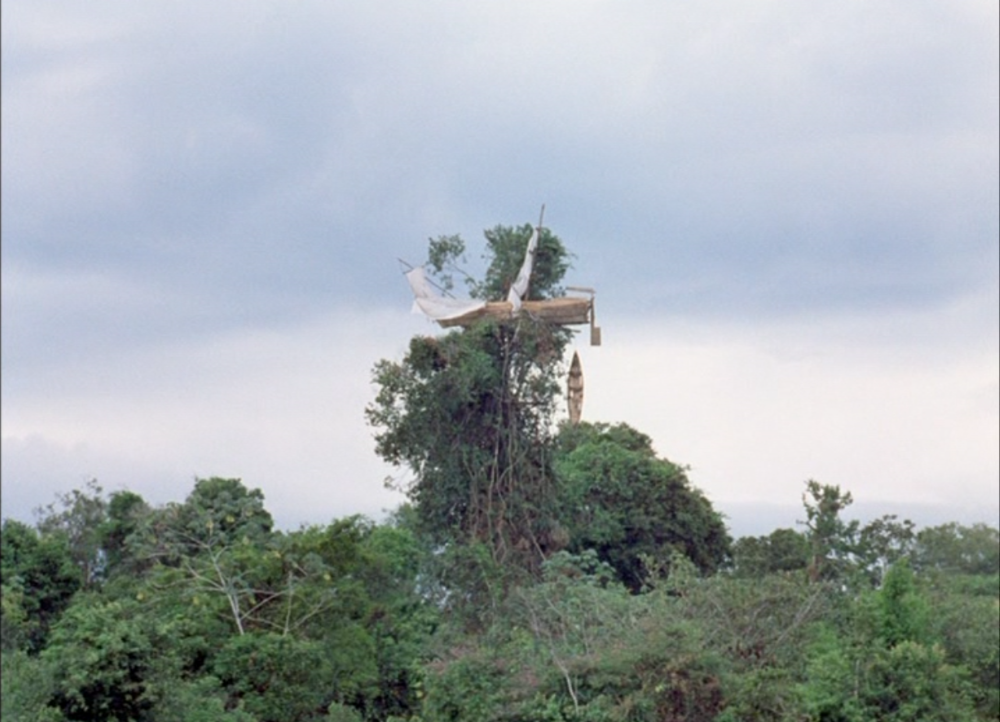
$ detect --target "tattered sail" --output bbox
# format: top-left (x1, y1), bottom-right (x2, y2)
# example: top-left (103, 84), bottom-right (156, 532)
top-left (404, 266), bottom-right (486, 321)
top-left (506, 225), bottom-right (538, 311)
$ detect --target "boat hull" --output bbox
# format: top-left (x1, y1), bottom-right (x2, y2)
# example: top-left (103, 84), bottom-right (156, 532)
top-left (437, 297), bottom-right (593, 328)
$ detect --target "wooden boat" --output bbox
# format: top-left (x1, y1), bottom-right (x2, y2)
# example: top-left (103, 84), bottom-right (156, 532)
top-left (404, 213), bottom-right (601, 345)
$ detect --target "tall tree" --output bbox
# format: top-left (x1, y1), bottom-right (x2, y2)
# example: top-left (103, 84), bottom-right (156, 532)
top-left (34, 479), bottom-right (108, 589)
top-left (367, 223), bottom-right (573, 580)
top-left (799, 480), bottom-right (859, 583)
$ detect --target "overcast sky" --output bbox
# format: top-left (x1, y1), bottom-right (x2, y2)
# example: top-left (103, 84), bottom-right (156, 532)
top-left (3, 1), bottom-right (997, 538)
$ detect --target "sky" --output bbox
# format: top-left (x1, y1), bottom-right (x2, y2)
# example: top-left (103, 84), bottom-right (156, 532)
top-left (3, 1), bottom-right (998, 539)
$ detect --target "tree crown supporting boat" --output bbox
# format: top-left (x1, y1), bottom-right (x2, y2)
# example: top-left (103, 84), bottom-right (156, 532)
top-left (403, 210), bottom-right (601, 345)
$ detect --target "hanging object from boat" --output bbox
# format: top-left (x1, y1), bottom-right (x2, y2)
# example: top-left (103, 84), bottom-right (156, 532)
top-left (568, 350), bottom-right (584, 424)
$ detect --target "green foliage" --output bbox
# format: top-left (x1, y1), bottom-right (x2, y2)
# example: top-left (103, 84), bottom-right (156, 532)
top-left (167, 476), bottom-right (274, 554)
top-left (370, 221), bottom-right (577, 591)
top-left (127, 478), bottom-right (296, 637)
top-left (716, 667), bottom-right (803, 722)
top-left (154, 675), bottom-right (257, 722)
top-left (42, 596), bottom-right (180, 722)
top-left (5, 452), bottom-right (998, 722)
top-left (913, 522), bottom-right (1000, 576)
top-left (799, 565), bottom-right (979, 722)
top-left (0, 649), bottom-right (62, 722)
top-left (862, 641), bottom-right (974, 722)
top-left (517, 550), bottom-right (632, 673)
top-left (1, 519), bottom-right (81, 652)
top-left (213, 632), bottom-right (331, 722)
top-left (287, 516), bottom-right (434, 721)
top-left (799, 625), bottom-right (867, 722)
top-left (684, 574), bottom-right (832, 674)
top-left (425, 234), bottom-right (471, 295)
top-left (421, 222), bottom-right (570, 304)
top-left (855, 515), bottom-right (916, 587)
top-left (100, 490), bottom-right (150, 579)
top-left (131, 476), bottom-right (273, 567)
top-left (0, 580), bottom-right (30, 652)
top-left (422, 552), bottom-right (727, 722)
top-left (730, 527), bottom-right (809, 578)
top-left (876, 562), bottom-right (929, 648)
top-left (327, 702), bottom-right (365, 722)
top-left (762, 527), bottom-right (811, 574)
top-left (799, 480), bottom-right (860, 583)
top-left (925, 581), bottom-right (1000, 718)
top-left (554, 422), bottom-right (731, 590)
top-left (425, 224), bottom-right (570, 301)
top-left (125, 494), bottom-right (432, 721)
top-left (420, 652), bottom-right (512, 722)
top-left (673, 573), bottom-right (830, 720)
top-left (473, 224), bottom-right (570, 302)
top-left (34, 480), bottom-right (108, 590)
top-left (368, 320), bottom-right (567, 583)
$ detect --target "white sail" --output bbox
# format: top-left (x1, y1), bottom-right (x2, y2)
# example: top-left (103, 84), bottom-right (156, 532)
top-left (405, 266), bottom-right (486, 321)
top-left (405, 208), bottom-right (546, 322)
top-left (506, 225), bottom-right (538, 311)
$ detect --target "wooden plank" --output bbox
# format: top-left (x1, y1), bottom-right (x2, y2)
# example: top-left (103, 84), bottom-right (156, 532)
top-left (437, 297), bottom-right (592, 328)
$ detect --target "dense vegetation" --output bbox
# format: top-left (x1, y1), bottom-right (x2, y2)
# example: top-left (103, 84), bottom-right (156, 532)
top-left (3, 477), bottom-right (996, 721)
top-left (3, 224), bottom-right (997, 721)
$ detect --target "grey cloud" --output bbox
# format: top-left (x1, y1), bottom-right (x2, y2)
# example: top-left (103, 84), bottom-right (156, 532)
top-left (5, 2), bottom-right (995, 320)
top-left (2, 1), bottom-right (996, 528)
